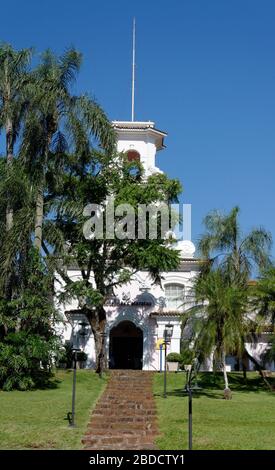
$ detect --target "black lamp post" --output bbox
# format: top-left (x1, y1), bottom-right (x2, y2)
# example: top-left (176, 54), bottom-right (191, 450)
top-left (163, 324), bottom-right (173, 398)
top-left (68, 321), bottom-right (89, 428)
top-left (68, 347), bottom-right (81, 428)
top-left (184, 358), bottom-right (202, 450)
top-left (185, 364), bottom-right (193, 450)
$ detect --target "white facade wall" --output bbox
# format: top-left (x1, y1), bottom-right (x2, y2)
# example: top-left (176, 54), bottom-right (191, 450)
top-left (55, 262), bottom-right (201, 371)
top-left (55, 265), bottom-right (275, 372)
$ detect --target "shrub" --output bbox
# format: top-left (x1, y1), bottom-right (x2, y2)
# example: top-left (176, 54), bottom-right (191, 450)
top-left (76, 351), bottom-right (88, 362)
top-left (0, 250), bottom-right (62, 390)
top-left (180, 349), bottom-right (195, 366)
top-left (166, 352), bottom-right (182, 362)
top-left (0, 332), bottom-right (60, 390)
top-left (57, 346), bottom-right (88, 368)
top-left (57, 342), bottom-right (73, 368)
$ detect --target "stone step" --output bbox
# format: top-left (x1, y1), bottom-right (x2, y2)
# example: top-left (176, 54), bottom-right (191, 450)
top-left (83, 429), bottom-right (157, 442)
top-left (88, 417), bottom-right (152, 422)
top-left (84, 430), bottom-right (158, 439)
top-left (95, 400), bottom-right (155, 405)
top-left (96, 402), bottom-right (155, 409)
top-left (88, 421), bottom-right (154, 431)
top-left (90, 412), bottom-right (154, 419)
top-left (83, 441), bottom-right (157, 449)
top-left (83, 428), bottom-right (157, 437)
top-left (83, 443), bottom-right (156, 450)
top-left (91, 410), bottom-right (157, 417)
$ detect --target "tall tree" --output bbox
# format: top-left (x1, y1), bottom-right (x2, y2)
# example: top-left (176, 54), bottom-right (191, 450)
top-left (0, 44), bottom-right (32, 229)
top-left (0, 44), bottom-right (117, 388)
top-left (188, 206), bottom-right (273, 388)
top-left (185, 269), bottom-right (250, 393)
top-left (49, 152), bottom-right (182, 374)
top-left (20, 48), bottom-right (115, 252)
top-left (20, 48), bottom-right (82, 251)
top-left (198, 206), bottom-right (272, 285)
top-left (253, 266), bottom-right (275, 326)
top-left (251, 266), bottom-right (275, 367)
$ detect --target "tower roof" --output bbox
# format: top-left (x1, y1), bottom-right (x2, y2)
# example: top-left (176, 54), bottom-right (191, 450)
top-left (112, 121), bottom-right (167, 151)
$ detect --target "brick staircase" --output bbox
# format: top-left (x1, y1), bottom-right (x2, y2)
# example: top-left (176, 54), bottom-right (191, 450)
top-left (82, 370), bottom-right (158, 450)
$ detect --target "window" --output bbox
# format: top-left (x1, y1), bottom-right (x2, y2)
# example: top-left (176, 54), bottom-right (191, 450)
top-left (127, 150), bottom-right (140, 162)
top-left (165, 284), bottom-right (184, 309)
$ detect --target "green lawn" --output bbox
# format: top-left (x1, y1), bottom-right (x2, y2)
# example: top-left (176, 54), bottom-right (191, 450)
top-left (0, 370), bottom-right (107, 449)
top-left (154, 372), bottom-right (275, 450)
top-left (2, 369), bottom-right (274, 450)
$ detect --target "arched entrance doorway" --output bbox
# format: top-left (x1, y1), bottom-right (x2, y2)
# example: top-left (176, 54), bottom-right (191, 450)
top-left (109, 321), bottom-right (143, 370)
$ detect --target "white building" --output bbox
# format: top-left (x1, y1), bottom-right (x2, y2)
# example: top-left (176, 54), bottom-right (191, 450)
top-left (55, 120), bottom-right (274, 372)
top-left (55, 120), bottom-right (201, 371)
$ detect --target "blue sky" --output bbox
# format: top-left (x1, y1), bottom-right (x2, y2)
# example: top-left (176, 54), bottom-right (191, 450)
top-left (1, 0), bottom-right (275, 261)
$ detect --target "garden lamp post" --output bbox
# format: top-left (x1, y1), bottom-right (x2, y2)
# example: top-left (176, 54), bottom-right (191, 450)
top-left (68, 347), bottom-right (81, 428)
top-left (68, 321), bottom-right (88, 428)
top-left (185, 364), bottom-right (193, 450)
top-left (184, 358), bottom-right (202, 450)
top-left (163, 324), bottom-right (173, 398)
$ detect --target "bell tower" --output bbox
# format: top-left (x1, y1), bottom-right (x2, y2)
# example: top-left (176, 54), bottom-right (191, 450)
top-left (112, 120), bottom-right (167, 177)
top-left (111, 20), bottom-right (167, 177)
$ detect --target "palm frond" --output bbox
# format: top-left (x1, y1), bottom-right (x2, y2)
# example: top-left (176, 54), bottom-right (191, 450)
top-left (59, 48), bottom-right (82, 89)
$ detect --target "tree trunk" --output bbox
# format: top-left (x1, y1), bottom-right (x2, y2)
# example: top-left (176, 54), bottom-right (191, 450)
top-left (241, 352), bottom-right (248, 381)
top-left (34, 186), bottom-right (44, 251)
top-left (88, 306), bottom-right (107, 377)
top-left (6, 205), bottom-right (13, 231)
top-left (244, 349), bottom-right (272, 390)
top-left (221, 350), bottom-right (230, 390)
top-left (5, 106), bottom-right (14, 230)
top-left (93, 328), bottom-right (107, 376)
top-left (4, 119), bottom-right (14, 304)
top-left (34, 135), bottom-right (51, 251)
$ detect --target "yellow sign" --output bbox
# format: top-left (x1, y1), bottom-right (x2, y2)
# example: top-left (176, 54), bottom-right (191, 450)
top-left (156, 338), bottom-right (165, 350)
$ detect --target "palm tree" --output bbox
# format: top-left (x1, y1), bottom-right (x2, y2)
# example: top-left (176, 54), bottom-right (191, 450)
top-left (19, 48), bottom-right (81, 251)
top-left (193, 206), bottom-right (273, 385)
top-left (249, 266), bottom-right (275, 368)
top-left (198, 206), bottom-right (272, 285)
top-left (20, 48), bottom-right (115, 252)
top-left (0, 161), bottom-right (36, 284)
top-left (0, 44), bottom-right (32, 230)
top-left (0, 158), bottom-right (37, 343)
top-left (0, 45), bottom-right (33, 301)
top-left (185, 269), bottom-right (250, 393)
top-left (254, 266), bottom-right (275, 326)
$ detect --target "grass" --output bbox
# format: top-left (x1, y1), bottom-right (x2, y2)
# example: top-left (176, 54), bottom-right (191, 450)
top-left (2, 369), bottom-right (274, 450)
top-left (0, 369), bottom-right (108, 450)
top-left (154, 372), bottom-right (275, 450)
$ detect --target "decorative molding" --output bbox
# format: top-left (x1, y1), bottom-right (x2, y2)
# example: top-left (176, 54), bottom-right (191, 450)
top-left (106, 309), bottom-right (147, 334)
top-left (105, 299), bottom-right (153, 307)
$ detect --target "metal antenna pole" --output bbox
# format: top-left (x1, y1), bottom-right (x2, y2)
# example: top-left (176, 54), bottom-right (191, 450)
top-left (131, 17), bottom-right (136, 122)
